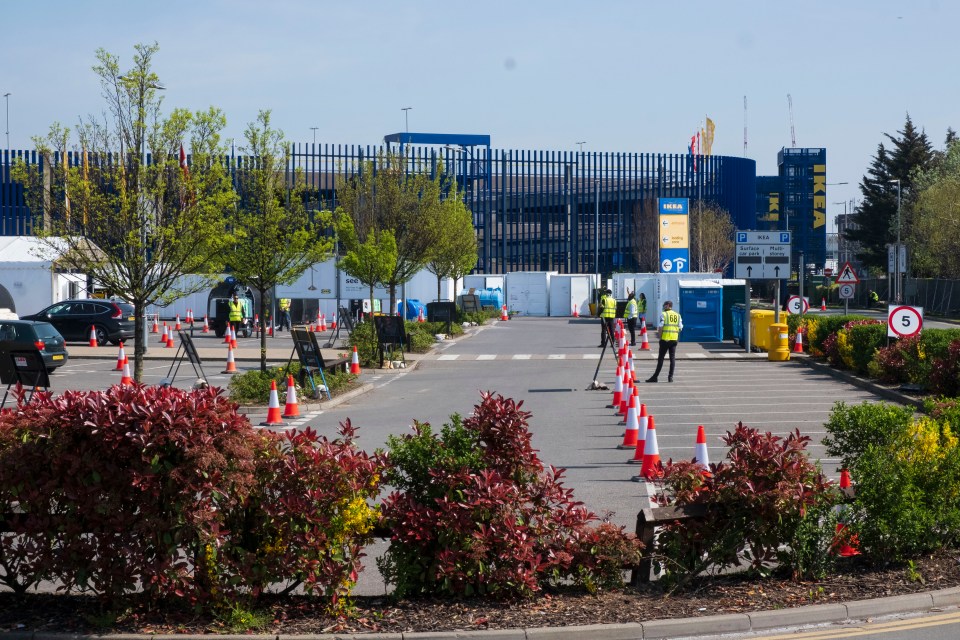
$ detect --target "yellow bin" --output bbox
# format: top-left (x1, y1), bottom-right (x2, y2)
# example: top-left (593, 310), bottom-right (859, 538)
top-left (749, 310), bottom-right (776, 351)
top-left (768, 322), bottom-right (790, 361)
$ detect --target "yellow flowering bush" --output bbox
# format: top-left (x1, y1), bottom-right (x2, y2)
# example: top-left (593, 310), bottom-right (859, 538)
top-left (825, 402), bottom-right (960, 561)
top-left (218, 420), bottom-right (384, 613)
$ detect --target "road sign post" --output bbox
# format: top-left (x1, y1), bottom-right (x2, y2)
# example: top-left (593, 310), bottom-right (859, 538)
top-left (838, 283), bottom-right (855, 315)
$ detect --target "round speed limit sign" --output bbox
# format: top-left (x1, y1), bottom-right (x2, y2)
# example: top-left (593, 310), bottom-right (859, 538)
top-left (787, 296), bottom-right (810, 315)
top-left (887, 305), bottom-right (923, 338)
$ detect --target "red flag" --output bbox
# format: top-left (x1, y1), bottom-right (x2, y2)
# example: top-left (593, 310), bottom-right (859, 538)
top-left (690, 134), bottom-right (698, 173)
top-left (179, 144), bottom-right (189, 179)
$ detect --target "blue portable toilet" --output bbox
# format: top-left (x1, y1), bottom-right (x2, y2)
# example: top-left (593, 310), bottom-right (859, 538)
top-left (677, 280), bottom-right (723, 342)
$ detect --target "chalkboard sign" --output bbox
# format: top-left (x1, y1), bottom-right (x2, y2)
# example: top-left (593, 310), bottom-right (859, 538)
top-left (459, 294), bottom-right (480, 314)
top-left (160, 332), bottom-right (208, 386)
top-left (373, 315), bottom-right (407, 368)
top-left (0, 344), bottom-right (50, 408)
top-left (179, 331), bottom-right (202, 366)
top-left (290, 327), bottom-right (331, 399)
top-left (374, 315), bottom-right (406, 344)
top-left (338, 306), bottom-right (355, 333)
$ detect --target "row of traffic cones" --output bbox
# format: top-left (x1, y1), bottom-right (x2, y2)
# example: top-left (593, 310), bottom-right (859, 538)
top-left (603, 318), bottom-right (704, 480)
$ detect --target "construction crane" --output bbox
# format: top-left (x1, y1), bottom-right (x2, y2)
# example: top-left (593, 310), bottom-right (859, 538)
top-left (787, 93), bottom-right (797, 147)
top-left (743, 96), bottom-right (748, 157)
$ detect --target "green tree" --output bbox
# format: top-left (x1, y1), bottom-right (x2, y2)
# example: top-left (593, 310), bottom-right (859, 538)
top-left (909, 139), bottom-right (960, 278)
top-left (334, 217), bottom-right (396, 313)
top-left (335, 151), bottom-right (442, 314)
top-left (690, 201), bottom-right (735, 272)
top-left (12, 43), bottom-right (235, 381)
top-left (847, 115), bottom-right (934, 272)
top-left (425, 180), bottom-right (477, 302)
top-left (224, 110), bottom-right (332, 371)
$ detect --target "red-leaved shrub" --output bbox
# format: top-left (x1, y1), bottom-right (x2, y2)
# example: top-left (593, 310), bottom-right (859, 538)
top-left (378, 392), bottom-right (643, 598)
top-left (0, 384), bottom-right (257, 602)
top-left (654, 422), bottom-right (834, 586)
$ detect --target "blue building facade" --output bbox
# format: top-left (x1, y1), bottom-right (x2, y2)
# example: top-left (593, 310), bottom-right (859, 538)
top-left (2, 144), bottom-right (758, 276)
top-left (756, 148), bottom-right (829, 275)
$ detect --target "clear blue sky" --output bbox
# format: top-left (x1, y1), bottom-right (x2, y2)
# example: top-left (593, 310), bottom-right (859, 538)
top-left (3, 0), bottom-right (957, 232)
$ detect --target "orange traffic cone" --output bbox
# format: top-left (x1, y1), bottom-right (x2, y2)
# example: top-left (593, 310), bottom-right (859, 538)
top-left (282, 374), bottom-right (300, 418)
top-left (619, 370), bottom-right (631, 417)
top-left (187, 309), bottom-right (194, 325)
top-left (417, 307), bottom-right (425, 323)
top-left (254, 314), bottom-right (260, 336)
top-left (166, 330), bottom-right (175, 349)
top-left (501, 305), bottom-right (509, 321)
top-left (350, 345), bottom-right (361, 374)
top-left (230, 325), bottom-right (238, 349)
top-left (174, 314), bottom-right (182, 331)
top-left (259, 380), bottom-right (286, 427)
top-left (160, 323), bottom-right (169, 344)
top-left (572, 303), bottom-right (579, 318)
top-left (119, 360), bottom-right (133, 385)
top-left (89, 326), bottom-right (98, 348)
top-left (267, 320), bottom-right (274, 337)
top-left (628, 405), bottom-right (649, 465)
top-left (114, 341), bottom-right (126, 370)
top-left (694, 425), bottom-right (711, 476)
top-left (640, 416), bottom-right (663, 479)
top-left (611, 364), bottom-right (623, 408)
top-left (202, 315), bottom-right (210, 333)
top-left (834, 469), bottom-right (860, 557)
top-left (330, 312), bottom-right (337, 330)
top-left (151, 314), bottom-right (159, 334)
top-left (793, 326), bottom-right (804, 353)
top-left (821, 298), bottom-right (827, 311)
top-left (221, 344), bottom-right (238, 374)
top-left (315, 310), bottom-right (322, 331)
top-left (223, 324), bottom-right (231, 344)
top-left (639, 319), bottom-right (650, 351)
top-left (320, 314), bottom-right (327, 332)
top-left (619, 390), bottom-right (640, 449)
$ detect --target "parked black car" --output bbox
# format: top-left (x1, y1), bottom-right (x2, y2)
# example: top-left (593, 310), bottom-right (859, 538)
top-left (21, 299), bottom-right (136, 346)
top-left (0, 320), bottom-right (69, 371)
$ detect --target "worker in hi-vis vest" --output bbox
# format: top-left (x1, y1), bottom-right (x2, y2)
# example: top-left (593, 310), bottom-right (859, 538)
top-left (598, 288), bottom-right (617, 348)
top-left (646, 300), bottom-right (683, 383)
top-left (278, 298), bottom-right (291, 331)
top-left (227, 293), bottom-right (244, 333)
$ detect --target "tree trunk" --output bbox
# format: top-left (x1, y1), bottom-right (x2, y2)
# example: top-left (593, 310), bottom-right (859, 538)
top-left (133, 300), bottom-right (146, 382)
top-left (259, 286), bottom-right (268, 372)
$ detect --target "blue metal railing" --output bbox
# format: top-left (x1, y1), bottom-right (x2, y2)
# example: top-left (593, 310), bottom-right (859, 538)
top-left (4, 145), bottom-right (757, 276)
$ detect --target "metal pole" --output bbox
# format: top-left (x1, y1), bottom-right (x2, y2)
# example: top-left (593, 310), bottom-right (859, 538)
top-left (895, 179), bottom-right (902, 303)
top-left (799, 251), bottom-right (805, 320)
top-left (3, 92), bottom-right (9, 154)
top-left (310, 127), bottom-right (318, 145)
top-left (401, 107), bottom-right (411, 133)
top-left (594, 179), bottom-right (600, 275)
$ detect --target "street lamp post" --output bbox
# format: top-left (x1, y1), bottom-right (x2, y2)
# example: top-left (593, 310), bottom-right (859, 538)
top-left (594, 179), bottom-right (600, 275)
top-left (576, 141), bottom-right (586, 153)
top-left (401, 107), bottom-right (412, 133)
top-left (890, 179), bottom-right (902, 303)
top-left (3, 92), bottom-right (9, 156)
top-left (310, 127), bottom-right (318, 145)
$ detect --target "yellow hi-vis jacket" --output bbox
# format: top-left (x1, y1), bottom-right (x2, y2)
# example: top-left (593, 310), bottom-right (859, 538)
top-left (660, 310), bottom-right (681, 341)
top-left (228, 299), bottom-right (244, 322)
top-left (600, 294), bottom-right (617, 319)
top-left (625, 298), bottom-right (638, 319)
